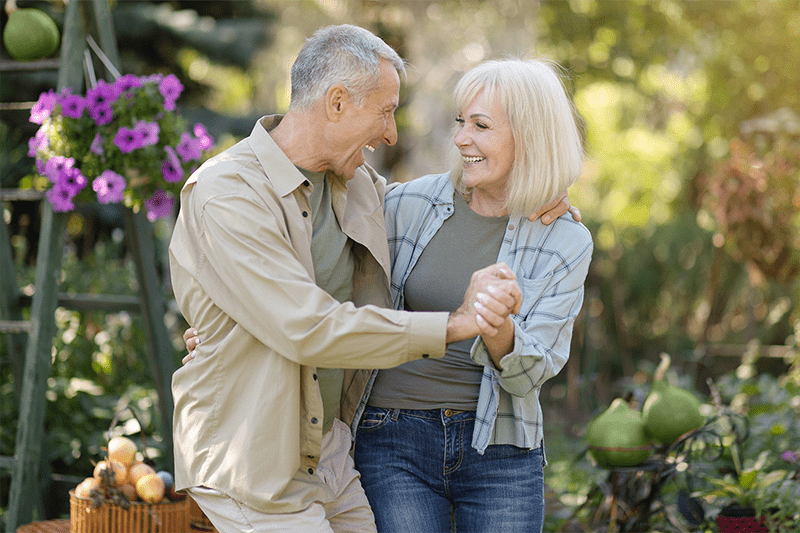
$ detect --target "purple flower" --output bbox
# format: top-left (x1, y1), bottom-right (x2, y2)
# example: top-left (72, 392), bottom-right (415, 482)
top-left (114, 74), bottom-right (142, 94)
top-left (46, 182), bottom-right (76, 212)
top-left (90, 134), bottom-right (104, 156)
top-left (60, 94), bottom-right (86, 119)
top-left (783, 451), bottom-right (800, 463)
top-left (28, 130), bottom-right (49, 157)
top-left (92, 170), bottom-right (126, 204)
top-left (176, 132), bottom-right (202, 161)
top-left (134, 121), bottom-right (160, 146)
top-left (58, 166), bottom-right (87, 195)
top-left (145, 190), bottom-right (174, 221)
top-left (36, 159), bottom-right (47, 175)
top-left (161, 146), bottom-right (184, 182)
top-left (89, 103), bottom-right (114, 126)
top-left (85, 80), bottom-right (120, 110)
top-left (159, 74), bottom-right (183, 111)
top-left (113, 126), bottom-right (145, 154)
top-left (44, 156), bottom-right (75, 182)
top-left (30, 90), bottom-right (57, 124)
top-left (193, 123), bottom-right (215, 150)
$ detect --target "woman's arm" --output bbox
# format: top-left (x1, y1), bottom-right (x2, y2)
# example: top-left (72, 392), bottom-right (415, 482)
top-left (472, 220), bottom-right (593, 396)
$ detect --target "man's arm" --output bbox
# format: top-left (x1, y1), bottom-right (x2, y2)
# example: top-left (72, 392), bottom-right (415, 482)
top-left (182, 262), bottom-right (522, 364)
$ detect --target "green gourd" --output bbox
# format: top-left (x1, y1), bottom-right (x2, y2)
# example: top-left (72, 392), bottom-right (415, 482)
top-left (586, 397), bottom-right (651, 468)
top-left (3, 8), bottom-right (60, 61)
top-left (641, 354), bottom-right (705, 445)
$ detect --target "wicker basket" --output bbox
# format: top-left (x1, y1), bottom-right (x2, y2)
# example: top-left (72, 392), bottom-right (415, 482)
top-left (187, 497), bottom-right (218, 532)
top-left (70, 490), bottom-right (190, 532)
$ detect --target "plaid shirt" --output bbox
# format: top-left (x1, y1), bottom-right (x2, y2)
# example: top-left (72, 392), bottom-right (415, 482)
top-left (364, 172), bottom-right (593, 454)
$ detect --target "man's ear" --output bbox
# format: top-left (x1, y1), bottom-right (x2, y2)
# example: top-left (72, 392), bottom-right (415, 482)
top-left (325, 83), bottom-right (349, 122)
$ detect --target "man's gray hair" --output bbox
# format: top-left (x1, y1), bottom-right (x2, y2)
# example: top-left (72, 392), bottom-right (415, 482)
top-left (290, 24), bottom-right (405, 110)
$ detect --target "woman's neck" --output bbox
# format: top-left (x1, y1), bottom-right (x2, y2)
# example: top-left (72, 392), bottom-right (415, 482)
top-left (466, 190), bottom-right (508, 218)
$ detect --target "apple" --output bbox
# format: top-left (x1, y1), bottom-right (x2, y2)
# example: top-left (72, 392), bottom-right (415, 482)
top-left (128, 461), bottom-right (156, 485)
top-left (108, 436), bottom-right (138, 467)
top-left (119, 483), bottom-right (138, 502)
top-left (136, 473), bottom-right (165, 504)
top-left (93, 459), bottom-right (127, 486)
top-left (75, 477), bottom-right (100, 498)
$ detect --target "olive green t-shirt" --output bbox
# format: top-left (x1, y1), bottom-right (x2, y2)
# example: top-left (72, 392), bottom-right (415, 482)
top-left (301, 168), bottom-right (353, 432)
top-left (368, 193), bottom-right (508, 410)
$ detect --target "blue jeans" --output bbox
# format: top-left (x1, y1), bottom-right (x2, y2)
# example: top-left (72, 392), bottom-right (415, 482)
top-left (354, 407), bottom-right (545, 533)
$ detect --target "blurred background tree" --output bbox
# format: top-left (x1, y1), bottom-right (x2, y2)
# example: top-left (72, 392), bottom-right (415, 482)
top-left (1, 0), bottom-right (798, 523)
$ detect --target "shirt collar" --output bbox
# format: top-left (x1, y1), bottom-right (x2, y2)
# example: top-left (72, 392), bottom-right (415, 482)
top-left (248, 115), bottom-right (308, 198)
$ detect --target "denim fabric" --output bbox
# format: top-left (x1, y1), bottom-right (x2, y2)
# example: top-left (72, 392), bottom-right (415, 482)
top-left (354, 407), bottom-right (545, 533)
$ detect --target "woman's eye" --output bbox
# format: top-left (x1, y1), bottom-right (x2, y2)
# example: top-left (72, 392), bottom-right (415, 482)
top-left (476, 122), bottom-right (488, 129)
top-left (455, 117), bottom-right (465, 124)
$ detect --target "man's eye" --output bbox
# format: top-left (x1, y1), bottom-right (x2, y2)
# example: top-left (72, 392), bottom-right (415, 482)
top-left (455, 117), bottom-right (465, 124)
top-left (476, 122), bottom-right (488, 129)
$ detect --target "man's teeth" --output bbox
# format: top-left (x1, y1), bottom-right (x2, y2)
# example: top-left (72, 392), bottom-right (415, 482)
top-left (463, 156), bottom-right (484, 164)
top-left (365, 145), bottom-right (375, 152)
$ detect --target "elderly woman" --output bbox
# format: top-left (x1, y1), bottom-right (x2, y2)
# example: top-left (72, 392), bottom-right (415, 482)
top-left (352, 58), bottom-right (593, 532)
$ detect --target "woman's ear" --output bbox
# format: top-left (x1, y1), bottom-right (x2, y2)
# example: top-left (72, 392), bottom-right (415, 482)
top-left (325, 83), bottom-right (348, 121)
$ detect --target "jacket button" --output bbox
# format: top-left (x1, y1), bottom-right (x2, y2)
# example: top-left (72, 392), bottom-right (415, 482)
top-left (313, 373), bottom-right (318, 380)
top-left (508, 223), bottom-right (515, 231)
top-left (308, 468), bottom-right (314, 474)
top-left (302, 211), bottom-right (309, 217)
top-left (311, 417), bottom-right (318, 424)
top-left (303, 180), bottom-right (310, 187)
top-left (421, 353), bottom-right (429, 358)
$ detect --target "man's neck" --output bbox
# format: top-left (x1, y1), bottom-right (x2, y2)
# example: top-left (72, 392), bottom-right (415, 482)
top-left (269, 108), bottom-right (330, 174)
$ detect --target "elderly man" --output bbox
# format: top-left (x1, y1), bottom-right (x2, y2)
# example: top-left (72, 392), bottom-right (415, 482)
top-left (169, 24), bottom-right (569, 532)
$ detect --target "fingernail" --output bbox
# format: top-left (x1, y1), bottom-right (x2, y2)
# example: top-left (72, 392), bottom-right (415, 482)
top-left (476, 292), bottom-right (488, 302)
top-left (473, 301), bottom-right (484, 310)
top-left (487, 286), bottom-right (498, 294)
top-left (192, 329), bottom-right (198, 335)
top-left (543, 215), bottom-right (550, 223)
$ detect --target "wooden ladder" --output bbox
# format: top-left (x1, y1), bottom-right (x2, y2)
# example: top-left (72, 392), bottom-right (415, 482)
top-left (1, 1), bottom-right (175, 528)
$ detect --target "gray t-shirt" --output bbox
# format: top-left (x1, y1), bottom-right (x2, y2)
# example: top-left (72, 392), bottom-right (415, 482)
top-left (368, 193), bottom-right (508, 411)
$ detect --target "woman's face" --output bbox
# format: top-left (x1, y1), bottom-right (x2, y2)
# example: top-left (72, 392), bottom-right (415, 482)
top-left (454, 90), bottom-right (515, 202)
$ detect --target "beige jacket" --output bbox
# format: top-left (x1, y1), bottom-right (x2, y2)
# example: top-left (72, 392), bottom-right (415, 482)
top-left (168, 116), bottom-right (448, 513)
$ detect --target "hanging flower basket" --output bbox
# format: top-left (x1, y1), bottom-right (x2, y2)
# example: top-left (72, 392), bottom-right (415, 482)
top-left (26, 73), bottom-right (215, 221)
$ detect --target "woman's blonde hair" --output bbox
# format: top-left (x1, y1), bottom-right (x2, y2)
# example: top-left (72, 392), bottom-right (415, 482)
top-left (449, 58), bottom-right (585, 216)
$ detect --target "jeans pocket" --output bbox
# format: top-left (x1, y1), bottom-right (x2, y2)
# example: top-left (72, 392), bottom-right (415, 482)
top-left (357, 406), bottom-right (392, 431)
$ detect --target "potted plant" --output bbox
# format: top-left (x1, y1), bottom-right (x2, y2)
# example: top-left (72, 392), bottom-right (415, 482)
top-left (702, 375), bottom-right (800, 533)
top-left (25, 73), bottom-right (215, 220)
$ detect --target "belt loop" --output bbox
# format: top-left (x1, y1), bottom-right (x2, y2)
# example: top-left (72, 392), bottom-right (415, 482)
top-left (391, 408), bottom-right (400, 421)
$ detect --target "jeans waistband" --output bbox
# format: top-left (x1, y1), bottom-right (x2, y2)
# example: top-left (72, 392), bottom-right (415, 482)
top-left (366, 406), bottom-right (476, 422)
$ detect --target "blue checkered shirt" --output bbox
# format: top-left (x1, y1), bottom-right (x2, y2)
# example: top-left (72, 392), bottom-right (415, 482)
top-left (367, 172), bottom-right (593, 454)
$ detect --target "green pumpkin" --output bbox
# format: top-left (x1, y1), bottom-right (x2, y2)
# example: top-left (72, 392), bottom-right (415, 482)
top-left (3, 8), bottom-right (60, 61)
top-left (642, 379), bottom-right (705, 445)
top-left (586, 398), bottom-right (651, 468)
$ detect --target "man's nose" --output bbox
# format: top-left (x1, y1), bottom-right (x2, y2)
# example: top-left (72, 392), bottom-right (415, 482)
top-left (383, 113), bottom-right (398, 146)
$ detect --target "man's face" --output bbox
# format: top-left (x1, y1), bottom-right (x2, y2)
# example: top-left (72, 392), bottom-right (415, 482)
top-left (329, 60), bottom-right (400, 180)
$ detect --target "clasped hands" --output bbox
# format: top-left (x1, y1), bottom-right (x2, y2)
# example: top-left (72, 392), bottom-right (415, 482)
top-left (445, 262), bottom-right (522, 344)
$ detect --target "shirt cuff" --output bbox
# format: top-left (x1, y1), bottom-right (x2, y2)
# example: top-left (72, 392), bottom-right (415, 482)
top-left (407, 311), bottom-right (449, 359)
